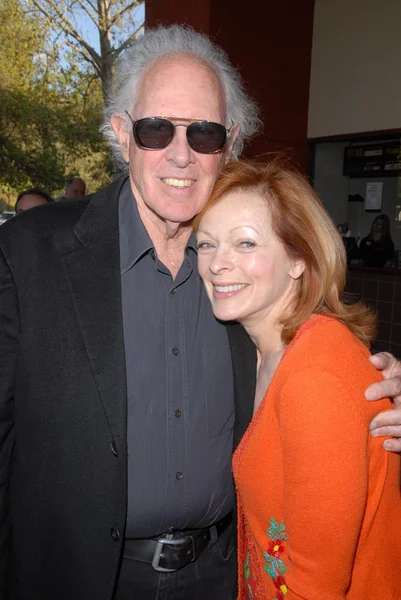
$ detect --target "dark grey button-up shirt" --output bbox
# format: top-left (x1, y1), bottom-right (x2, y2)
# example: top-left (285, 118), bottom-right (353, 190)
top-left (119, 181), bottom-right (235, 538)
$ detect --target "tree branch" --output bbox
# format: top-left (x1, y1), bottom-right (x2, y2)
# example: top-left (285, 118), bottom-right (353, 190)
top-left (31, 0), bottom-right (101, 67)
top-left (114, 22), bottom-right (143, 55)
top-left (70, 0), bottom-right (99, 27)
top-left (109, 0), bottom-right (143, 27)
top-left (64, 40), bottom-right (102, 78)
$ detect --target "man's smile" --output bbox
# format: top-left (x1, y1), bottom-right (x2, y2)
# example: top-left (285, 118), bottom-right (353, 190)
top-left (161, 177), bottom-right (195, 188)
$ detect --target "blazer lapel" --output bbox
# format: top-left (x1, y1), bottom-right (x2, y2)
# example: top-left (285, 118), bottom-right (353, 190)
top-left (56, 179), bottom-right (127, 447)
top-left (226, 322), bottom-right (257, 450)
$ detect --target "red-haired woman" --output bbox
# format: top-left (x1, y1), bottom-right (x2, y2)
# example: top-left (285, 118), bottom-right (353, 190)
top-left (194, 158), bottom-right (401, 599)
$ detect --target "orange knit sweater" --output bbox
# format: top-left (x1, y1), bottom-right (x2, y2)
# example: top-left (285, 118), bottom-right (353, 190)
top-left (233, 315), bottom-right (401, 600)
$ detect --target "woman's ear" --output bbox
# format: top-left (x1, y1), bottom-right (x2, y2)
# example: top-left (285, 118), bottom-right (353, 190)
top-left (289, 259), bottom-right (305, 280)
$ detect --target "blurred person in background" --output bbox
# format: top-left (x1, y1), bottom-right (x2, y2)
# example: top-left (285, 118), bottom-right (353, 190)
top-left (65, 177), bottom-right (86, 199)
top-left (15, 188), bottom-right (53, 213)
top-left (359, 214), bottom-right (395, 268)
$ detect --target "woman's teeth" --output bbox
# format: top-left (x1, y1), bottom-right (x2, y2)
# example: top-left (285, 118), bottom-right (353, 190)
top-left (214, 284), bottom-right (248, 292)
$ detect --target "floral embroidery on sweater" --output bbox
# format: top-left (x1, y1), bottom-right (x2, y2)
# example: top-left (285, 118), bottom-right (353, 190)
top-left (244, 551), bottom-right (254, 599)
top-left (263, 518), bottom-right (288, 600)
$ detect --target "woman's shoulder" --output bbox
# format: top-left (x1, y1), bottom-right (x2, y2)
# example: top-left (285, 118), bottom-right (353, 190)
top-left (292, 314), bottom-right (362, 348)
top-left (282, 315), bottom-right (375, 381)
top-left (275, 315), bottom-right (387, 419)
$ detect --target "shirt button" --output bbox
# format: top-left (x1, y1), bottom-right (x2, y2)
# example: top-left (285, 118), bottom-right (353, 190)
top-left (111, 527), bottom-right (121, 541)
top-left (175, 472), bottom-right (183, 481)
top-left (172, 347), bottom-right (179, 356)
top-left (111, 441), bottom-right (118, 457)
top-left (150, 250), bottom-right (156, 260)
top-left (171, 289), bottom-right (176, 295)
top-left (174, 409), bottom-right (182, 418)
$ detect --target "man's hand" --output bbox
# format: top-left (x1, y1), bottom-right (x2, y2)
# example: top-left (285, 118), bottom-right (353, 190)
top-left (366, 352), bottom-right (401, 452)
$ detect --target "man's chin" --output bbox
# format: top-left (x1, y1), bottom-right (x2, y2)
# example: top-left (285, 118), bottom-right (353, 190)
top-left (161, 205), bottom-right (202, 225)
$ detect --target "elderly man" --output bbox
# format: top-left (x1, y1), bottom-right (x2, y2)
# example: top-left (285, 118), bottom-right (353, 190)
top-left (0, 25), bottom-right (400, 600)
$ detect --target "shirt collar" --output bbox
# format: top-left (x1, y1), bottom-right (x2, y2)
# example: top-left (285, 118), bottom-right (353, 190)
top-left (119, 179), bottom-right (154, 274)
top-left (119, 180), bottom-right (198, 274)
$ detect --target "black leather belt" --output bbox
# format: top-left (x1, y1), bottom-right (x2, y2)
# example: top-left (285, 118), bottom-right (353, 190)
top-left (123, 511), bottom-right (232, 572)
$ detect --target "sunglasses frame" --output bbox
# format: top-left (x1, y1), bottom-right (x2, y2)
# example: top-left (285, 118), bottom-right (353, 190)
top-left (124, 111), bottom-right (233, 155)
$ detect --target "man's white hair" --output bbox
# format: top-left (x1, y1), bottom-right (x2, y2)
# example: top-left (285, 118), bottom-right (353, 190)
top-left (100, 24), bottom-right (262, 171)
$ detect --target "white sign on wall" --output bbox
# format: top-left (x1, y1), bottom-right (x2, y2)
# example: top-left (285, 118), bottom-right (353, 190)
top-left (365, 182), bottom-right (383, 211)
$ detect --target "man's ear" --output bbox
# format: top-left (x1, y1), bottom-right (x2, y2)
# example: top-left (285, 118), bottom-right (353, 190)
top-left (111, 113), bottom-right (130, 163)
top-left (224, 124), bottom-right (240, 164)
top-left (289, 259), bottom-right (305, 280)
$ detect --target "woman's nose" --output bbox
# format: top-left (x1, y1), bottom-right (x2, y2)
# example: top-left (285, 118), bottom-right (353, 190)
top-left (209, 250), bottom-right (233, 274)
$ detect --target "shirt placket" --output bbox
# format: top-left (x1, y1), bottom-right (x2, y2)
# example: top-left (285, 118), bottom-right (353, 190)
top-left (163, 264), bottom-right (191, 528)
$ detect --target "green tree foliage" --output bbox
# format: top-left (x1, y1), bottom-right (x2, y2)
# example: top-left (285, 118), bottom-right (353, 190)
top-left (0, 0), bottom-right (117, 201)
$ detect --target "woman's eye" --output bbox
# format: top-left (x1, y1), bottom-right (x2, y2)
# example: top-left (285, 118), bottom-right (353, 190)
top-left (197, 241), bottom-right (214, 250)
top-left (239, 241), bottom-right (256, 248)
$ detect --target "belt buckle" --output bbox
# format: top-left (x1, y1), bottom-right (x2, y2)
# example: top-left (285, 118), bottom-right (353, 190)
top-left (151, 534), bottom-right (194, 573)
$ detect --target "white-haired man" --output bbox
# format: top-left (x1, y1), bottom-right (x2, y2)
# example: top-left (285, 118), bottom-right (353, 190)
top-left (0, 25), bottom-right (400, 600)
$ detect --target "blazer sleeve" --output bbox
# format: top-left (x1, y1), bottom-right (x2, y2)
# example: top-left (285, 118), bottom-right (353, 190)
top-left (0, 247), bottom-right (19, 593)
top-left (277, 367), bottom-right (375, 599)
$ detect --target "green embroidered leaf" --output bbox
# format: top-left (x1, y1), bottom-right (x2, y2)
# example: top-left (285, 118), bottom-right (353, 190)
top-left (277, 559), bottom-right (288, 575)
top-left (244, 550), bottom-right (250, 580)
top-left (267, 517), bottom-right (287, 541)
top-left (263, 553), bottom-right (274, 564)
top-left (263, 562), bottom-right (278, 578)
top-left (267, 517), bottom-right (280, 539)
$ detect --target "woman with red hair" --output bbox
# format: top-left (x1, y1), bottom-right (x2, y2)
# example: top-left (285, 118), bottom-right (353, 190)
top-left (194, 158), bottom-right (401, 599)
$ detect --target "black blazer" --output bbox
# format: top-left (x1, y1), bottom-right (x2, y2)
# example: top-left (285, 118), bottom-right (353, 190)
top-left (0, 178), bottom-right (256, 600)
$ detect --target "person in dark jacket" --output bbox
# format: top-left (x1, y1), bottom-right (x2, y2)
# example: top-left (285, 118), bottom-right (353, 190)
top-left (359, 214), bottom-right (395, 268)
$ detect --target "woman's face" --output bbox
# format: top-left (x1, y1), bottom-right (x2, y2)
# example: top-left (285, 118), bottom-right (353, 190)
top-left (197, 190), bottom-right (304, 327)
top-left (372, 218), bottom-right (386, 234)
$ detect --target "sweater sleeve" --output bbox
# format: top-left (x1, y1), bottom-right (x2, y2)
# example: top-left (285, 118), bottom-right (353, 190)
top-left (277, 367), bottom-right (374, 600)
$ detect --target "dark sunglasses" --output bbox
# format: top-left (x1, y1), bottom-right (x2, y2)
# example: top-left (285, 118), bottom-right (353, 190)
top-left (125, 111), bottom-right (232, 154)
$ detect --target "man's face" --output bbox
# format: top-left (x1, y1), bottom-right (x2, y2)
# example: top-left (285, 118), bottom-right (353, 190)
top-left (113, 55), bottom-right (237, 226)
top-left (67, 179), bottom-right (86, 198)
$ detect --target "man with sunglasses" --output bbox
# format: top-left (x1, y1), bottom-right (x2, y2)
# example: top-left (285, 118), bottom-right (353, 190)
top-left (1, 24), bottom-right (401, 600)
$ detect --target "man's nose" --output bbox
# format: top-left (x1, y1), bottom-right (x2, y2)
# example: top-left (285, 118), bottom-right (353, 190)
top-left (165, 126), bottom-right (194, 167)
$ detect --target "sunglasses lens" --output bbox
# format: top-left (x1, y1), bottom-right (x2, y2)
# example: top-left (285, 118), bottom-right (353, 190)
top-left (134, 118), bottom-right (174, 149)
top-left (187, 121), bottom-right (227, 154)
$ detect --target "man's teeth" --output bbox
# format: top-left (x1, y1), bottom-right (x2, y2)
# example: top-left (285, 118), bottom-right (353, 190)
top-left (214, 284), bottom-right (248, 292)
top-left (162, 178), bottom-right (194, 187)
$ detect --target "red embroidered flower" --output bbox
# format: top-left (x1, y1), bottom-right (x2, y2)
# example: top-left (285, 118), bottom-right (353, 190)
top-left (267, 540), bottom-right (284, 558)
top-left (273, 575), bottom-right (286, 589)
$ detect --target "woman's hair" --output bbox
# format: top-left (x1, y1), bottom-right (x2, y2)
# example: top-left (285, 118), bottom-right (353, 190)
top-left (194, 157), bottom-right (376, 346)
top-left (100, 24), bottom-right (261, 170)
top-left (370, 214), bottom-right (392, 241)
top-left (16, 187), bottom-right (53, 209)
